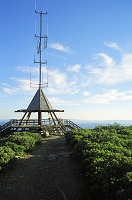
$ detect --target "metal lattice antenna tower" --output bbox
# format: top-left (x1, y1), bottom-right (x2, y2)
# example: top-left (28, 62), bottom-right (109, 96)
top-left (34, 4), bottom-right (48, 89)
top-left (14, 3), bottom-right (65, 131)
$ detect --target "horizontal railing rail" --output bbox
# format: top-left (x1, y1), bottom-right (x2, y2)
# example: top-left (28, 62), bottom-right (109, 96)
top-left (0, 118), bottom-right (81, 134)
top-left (61, 119), bottom-right (82, 129)
top-left (0, 120), bottom-right (14, 132)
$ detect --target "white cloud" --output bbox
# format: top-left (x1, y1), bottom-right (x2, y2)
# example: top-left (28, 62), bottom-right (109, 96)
top-left (79, 41), bottom-right (132, 87)
top-left (95, 53), bottom-right (115, 66)
top-left (16, 66), bottom-right (30, 73)
top-left (1, 65), bottom-right (50, 95)
top-left (70, 89), bottom-right (80, 95)
top-left (67, 64), bottom-right (81, 72)
top-left (2, 78), bottom-right (35, 95)
top-left (82, 91), bottom-right (90, 96)
top-left (82, 89), bottom-right (132, 104)
top-left (49, 42), bottom-right (70, 52)
top-left (104, 41), bottom-right (121, 51)
top-left (84, 52), bottom-right (132, 86)
top-left (1, 65), bottom-right (79, 96)
top-left (2, 83), bottom-right (19, 95)
top-left (2, 42), bottom-right (132, 103)
top-left (46, 69), bottom-right (78, 95)
top-left (12, 78), bottom-right (32, 92)
top-left (91, 52), bottom-right (115, 71)
top-left (47, 82), bottom-right (78, 95)
top-left (49, 97), bottom-right (80, 106)
top-left (48, 69), bottom-right (67, 87)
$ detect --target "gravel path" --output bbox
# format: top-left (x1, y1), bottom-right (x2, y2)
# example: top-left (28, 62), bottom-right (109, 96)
top-left (0, 136), bottom-right (89, 200)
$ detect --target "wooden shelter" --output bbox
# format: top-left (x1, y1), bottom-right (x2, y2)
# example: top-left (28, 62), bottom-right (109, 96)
top-left (15, 88), bottom-right (65, 134)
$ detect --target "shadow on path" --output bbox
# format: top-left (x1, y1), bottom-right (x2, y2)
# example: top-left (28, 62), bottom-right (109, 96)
top-left (0, 136), bottom-right (89, 200)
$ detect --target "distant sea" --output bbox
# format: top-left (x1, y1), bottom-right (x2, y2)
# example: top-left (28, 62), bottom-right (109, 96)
top-left (73, 120), bottom-right (132, 129)
top-left (0, 120), bottom-right (8, 126)
top-left (1, 119), bottom-right (132, 129)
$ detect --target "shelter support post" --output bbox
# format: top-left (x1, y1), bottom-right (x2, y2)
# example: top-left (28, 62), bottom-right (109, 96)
top-left (38, 111), bottom-right (42, 126)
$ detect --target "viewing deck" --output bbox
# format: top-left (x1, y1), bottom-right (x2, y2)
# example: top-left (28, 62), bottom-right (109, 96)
top-left (0, 119), bottom-right (82, 136)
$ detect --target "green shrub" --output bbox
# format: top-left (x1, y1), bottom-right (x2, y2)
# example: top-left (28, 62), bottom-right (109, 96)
top-left (4, 132), bottom-right (42, 151)
top-left (66, 124), bottom-right (132, 199)
top-left (0, 146), bottom-right (15, 171)
top-left (5, 142), bottom-right (26, 156)
top-left (0, 132), bottom-right (42, 171)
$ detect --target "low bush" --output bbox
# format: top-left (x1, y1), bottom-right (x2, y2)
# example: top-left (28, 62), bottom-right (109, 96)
top-left (0, 146), bottom-right (15, 171)
top-left (5, 142), bottom-right (26, 156)
top-left (65, 124), bottom-right (132, 199)
top-left (0, 132), bottom-right (42, 171)
top-left (5, 132), bottom-right (42, 150)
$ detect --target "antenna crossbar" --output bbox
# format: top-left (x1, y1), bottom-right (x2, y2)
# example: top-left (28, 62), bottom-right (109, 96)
top-left (35, 10), bottom-right (48, 15)
top-left (34, 60), bottom-right (47, 65)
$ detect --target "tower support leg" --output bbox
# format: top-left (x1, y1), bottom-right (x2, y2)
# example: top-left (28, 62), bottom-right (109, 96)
top-left (38, 111), bottom-right (42, 126)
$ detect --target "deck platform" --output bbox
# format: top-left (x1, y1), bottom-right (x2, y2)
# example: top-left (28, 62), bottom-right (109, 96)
top-left (0, 119), bottom-right (81, 136)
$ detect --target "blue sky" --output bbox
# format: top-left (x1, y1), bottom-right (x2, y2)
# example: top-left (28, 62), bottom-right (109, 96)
top-left (1, 0), bottom-right (132, 120)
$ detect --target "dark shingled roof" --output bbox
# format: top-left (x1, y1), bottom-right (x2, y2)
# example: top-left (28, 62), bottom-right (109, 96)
top-left (27, 88), bottom-right (53, 111)
top-left (15, 88), bottom-right (64, 113)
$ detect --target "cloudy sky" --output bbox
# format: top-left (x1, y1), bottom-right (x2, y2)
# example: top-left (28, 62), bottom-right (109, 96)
top-left (1, 0), bottom-right (132, 121)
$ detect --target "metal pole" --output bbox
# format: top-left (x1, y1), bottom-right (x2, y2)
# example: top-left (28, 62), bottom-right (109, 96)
top-left (39, 12), bottom-right (42, 89)
top-left (39, 12), bottom-right (42, 125)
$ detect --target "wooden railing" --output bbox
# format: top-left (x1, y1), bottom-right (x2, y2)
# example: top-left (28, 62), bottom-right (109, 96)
top-left (62, 119), bottom-right (82, 130)
top-left (0, 120), bottom-right (14, 132)
top-left (0, 119), bottom-right (81, 134)
top-left (11, 119), bottom-right (52, 126)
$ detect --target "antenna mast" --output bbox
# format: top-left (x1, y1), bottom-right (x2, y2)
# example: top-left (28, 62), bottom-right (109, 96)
top-left (34, 4), bottom-right (48, 89)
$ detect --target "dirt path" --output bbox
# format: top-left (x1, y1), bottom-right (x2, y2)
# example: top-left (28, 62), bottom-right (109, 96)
top-left (0, 136), bottom-right (89, 200)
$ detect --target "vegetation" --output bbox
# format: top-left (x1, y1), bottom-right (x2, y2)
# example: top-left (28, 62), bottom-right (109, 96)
top-left (0, 132), bottom-right (42, 171)
top-left (65, 124), bottom-right (132, 200)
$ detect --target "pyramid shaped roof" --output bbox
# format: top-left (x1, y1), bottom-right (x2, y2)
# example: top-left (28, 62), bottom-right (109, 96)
top-left (27, 88), bottom-right (52, 111)
top-left (15, 88), bottom-right (64, 113)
